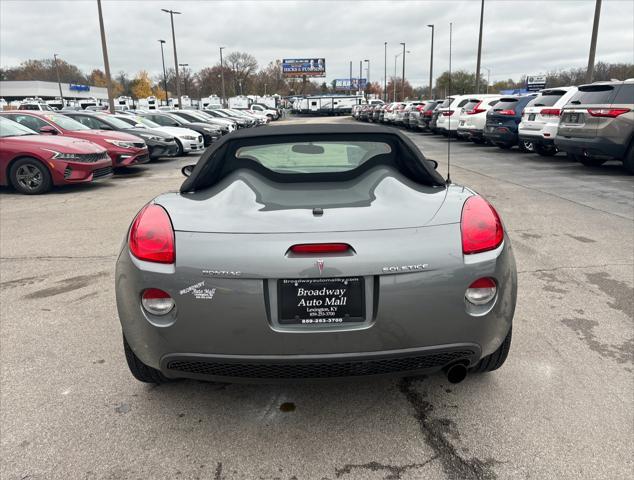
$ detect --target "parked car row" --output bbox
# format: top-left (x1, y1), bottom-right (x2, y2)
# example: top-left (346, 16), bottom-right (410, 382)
top-left (0, 108), bottom-right (220, 195)
top-left (353, 79), bottom-right (634, 173)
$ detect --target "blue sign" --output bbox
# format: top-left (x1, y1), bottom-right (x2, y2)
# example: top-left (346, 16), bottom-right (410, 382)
top-left (69, 84), bottom-right (90, 92)
top-left (334, 78), bottom-right (367, 90)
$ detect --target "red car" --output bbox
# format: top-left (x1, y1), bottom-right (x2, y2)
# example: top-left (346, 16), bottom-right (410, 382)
top-left (0, 117), bottom-right (113, 194)
top-left (0, 111), bottom-right (149, 168)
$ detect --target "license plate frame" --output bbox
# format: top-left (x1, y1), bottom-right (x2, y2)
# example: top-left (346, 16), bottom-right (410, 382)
top-left (528, 113), bottom-right (536, 121)
top-left (278, 277), bottom-right (365, 325)
top-left (565, 112), bottom-right (583, 124)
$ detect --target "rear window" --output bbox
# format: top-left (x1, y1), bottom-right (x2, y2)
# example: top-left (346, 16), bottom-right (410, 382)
top-left (235, 141), bottom-right (392, 174)
top-left (493, 98), bottom-right (519, 111)
top-left (462, 100), bottom-right (480, 111)
top-left (528, 91), bottom-right (565, 107)
top-left (569, 85), bottom-right (616, 105)
top-left (439, 98), bottom-right (452, 108)
top-left (612, 84), bottom-right (634, 105)
top-left (423, 102), bottom-right (438, 111)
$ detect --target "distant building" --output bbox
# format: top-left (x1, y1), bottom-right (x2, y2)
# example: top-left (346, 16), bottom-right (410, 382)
top-left (0, 80), bottom-right (109, 102)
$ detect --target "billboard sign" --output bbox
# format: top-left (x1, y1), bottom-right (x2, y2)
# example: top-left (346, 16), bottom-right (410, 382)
top-left (282, 58), bottom-right (326, 78)
top-left (526, 74), bottom-right (547, 92)
top-left (334, 78), bottom-right (367, 91)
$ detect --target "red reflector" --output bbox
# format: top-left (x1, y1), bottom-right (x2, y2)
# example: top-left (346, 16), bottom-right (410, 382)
top-left (142, 288), bottom-right (171, 299)
top-left (468, 277), bottom-right (496, 289)
top-left (129, 204), bottom-right (175, 264)
top-left (442, 110), bottom-right (455, 116)
top-left (497, 109), bottom-right (515, 115)
top-left (540, 108), bottom-right (561, 117)
top-left (461, 196), bottom-right (504, 255)
top-left (587, 108), bottom-right (630, 118)
top-left (290, 243), bottom-right (351, 254)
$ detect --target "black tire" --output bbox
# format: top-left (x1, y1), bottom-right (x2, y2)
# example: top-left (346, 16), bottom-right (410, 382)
top-left (471, 327), bottom-right (512, 373)
top-left (175, 139), bottom-right (184, 156)
top-left (518, 139), bottom-right (535, 153)
top-left (123, 335), bottom-right (171, 384)
top-left (535, 144), bottom-right (558, 157)
top-left (622, 144), bottom-right (634, 174)
top-left (9, 157), bottom-right (53, 195)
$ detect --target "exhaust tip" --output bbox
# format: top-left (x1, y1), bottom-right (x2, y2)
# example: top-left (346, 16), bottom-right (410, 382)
top-left (445, 363), bottom-right (468, 384)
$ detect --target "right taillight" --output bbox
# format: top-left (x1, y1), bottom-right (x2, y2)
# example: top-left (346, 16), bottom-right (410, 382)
top-left (461, 196), bottom-right (504, 255)
top-left (129, 204), bottom-right (175, 263)
top-left (497, 109), bottom-right (516, 115)
top-left (141, 288), bottom-right (175, 315)
top-left (587, 108), bottom-right (630, 118)
top-left (540, 108), bottom-right (561, 117)
top-left (465, 277), bottom-right (497, 305)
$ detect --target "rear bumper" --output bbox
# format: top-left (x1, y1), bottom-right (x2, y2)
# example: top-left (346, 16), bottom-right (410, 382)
top-left (519, 134), bottom-right (555, 147)
top-left (116, 227), bottom-right (517, 381)
top-left (554, 136), bottom-right (627, 160)
top-left (160, 344), bottom-right (481, 382)
top-left (484, 126), bottom-right (518, 145)
top-left (458, 127), bottom-right (484, 140)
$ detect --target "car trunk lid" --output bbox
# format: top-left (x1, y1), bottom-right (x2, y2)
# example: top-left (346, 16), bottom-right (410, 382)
top-left (157, 167), bottom-right (450, 234)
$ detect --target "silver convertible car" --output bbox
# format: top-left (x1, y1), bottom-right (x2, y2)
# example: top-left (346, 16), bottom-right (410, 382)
top-left (116, 124), bottom-right (517, 384)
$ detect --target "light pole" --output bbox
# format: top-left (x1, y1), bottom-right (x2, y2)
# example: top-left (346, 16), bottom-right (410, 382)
top-left (483, 67), bottom-right (491, 93)
top-left (161, 8), bottom-right (182, 109)
top-left (400, 42), bottom-right (406, 101)
top-left (393, 50), bottom-right (410, 102)
top-left (96, 0), bottom-right (115, 113)
top-left (52, 54), bottom-right (64, 103)
top-left (586, 0), bottom-right (602, 83)
top-left (427, 25), bottom-right (434, 98)
top-left (475, 0), bottom-right (485, 94)
top-left (364, 59), bottom-right (370, 85)
top-left (158, 40), bottom-right (168, 105)
top-left (179, 63), bottom-right (189, 96)
top-left (349, 61), bottom-right (353, 96)
top-left (383, 42), bottom-right (387, 102)
top-left (219, 46), bottom-right (226, 106)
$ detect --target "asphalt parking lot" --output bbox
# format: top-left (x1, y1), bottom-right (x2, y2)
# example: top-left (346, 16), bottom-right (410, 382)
top-left (1, 116), bottom-right (632, 480)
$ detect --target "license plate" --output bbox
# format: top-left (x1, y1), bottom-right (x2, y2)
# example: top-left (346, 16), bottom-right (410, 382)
top-left (278, 277), bottom-right (365, 325)
top-left (459, 120), bottom-right (465, 126)
top-left (565, 112), bottom-right (583, 123)
top-left (528, 113), bottom-right (536, 121)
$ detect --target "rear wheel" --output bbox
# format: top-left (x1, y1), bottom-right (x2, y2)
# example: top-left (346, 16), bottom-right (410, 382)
top-left (623, 144), bottom-right (634, 174)
top-left (471, 327), bottom-right (512, 373)
top-left (9, 157), bottom-right (52, 195)
top-left (535, 143), bottom-right (558, 156)
top-left (123, 335), bottom-right (171, 384)
top-left (518, 139), bottom-right (535, 152)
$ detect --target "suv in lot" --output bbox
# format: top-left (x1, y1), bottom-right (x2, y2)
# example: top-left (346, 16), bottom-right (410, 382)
top-left (484, 95), bottom-right (536, 150)
top-left (518, 87), bottom-right (578, 156)
top-left (435, 95), bottom-right (472, 136)
top-left (416, 100), bottom-right (441, 131)
top-left (556, 80), bottom-right (634, 173)
top-left (457, 96), bottom-right (501, 143)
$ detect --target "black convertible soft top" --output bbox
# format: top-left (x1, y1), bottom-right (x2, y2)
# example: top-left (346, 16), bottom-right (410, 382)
top-left (180, 123), bottom-right (445, 192)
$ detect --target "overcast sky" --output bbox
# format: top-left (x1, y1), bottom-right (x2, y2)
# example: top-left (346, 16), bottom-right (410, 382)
top-left (1, 0), bottom-right (633, 88)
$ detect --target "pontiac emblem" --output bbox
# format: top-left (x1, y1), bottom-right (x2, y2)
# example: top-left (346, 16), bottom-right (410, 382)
top-left (315, 259), bottom-right (324, 275)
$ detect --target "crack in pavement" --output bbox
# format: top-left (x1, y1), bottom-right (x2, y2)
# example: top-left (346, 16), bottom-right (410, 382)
top-left (398, 377), bottom-right (499, 480)
top-left (517, 263), bottom-right (633, 274)
top-left (1, 255), bottom-right (117, 261)
top-left (335, 456), bottom-right (438, 480)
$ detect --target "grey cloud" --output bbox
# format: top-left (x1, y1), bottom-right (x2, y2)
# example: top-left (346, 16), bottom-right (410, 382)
top-left (1, 0), bottom-right (632, 88)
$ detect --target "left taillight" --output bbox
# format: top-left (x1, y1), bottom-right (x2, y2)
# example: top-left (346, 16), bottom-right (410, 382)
top-left (129, 204), bottom-right (175, 263)
top-left (461, 196), bottom-right (504, 255)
